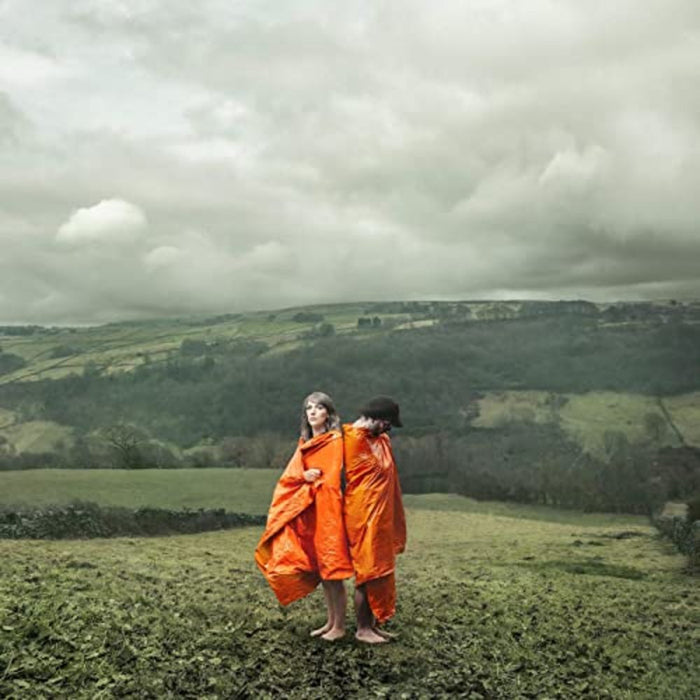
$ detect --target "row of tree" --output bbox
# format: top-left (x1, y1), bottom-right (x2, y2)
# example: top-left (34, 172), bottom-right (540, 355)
top-left (396, 427), bottom-right (700, 515)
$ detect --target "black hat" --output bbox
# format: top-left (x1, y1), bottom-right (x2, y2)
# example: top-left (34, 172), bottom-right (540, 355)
top-left (360, 396), bottom-right (403, 427)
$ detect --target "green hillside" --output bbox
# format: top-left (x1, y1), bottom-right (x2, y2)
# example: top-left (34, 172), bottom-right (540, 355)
top-left (2, 299), bottom-right (696, 386)
top-left (0, 303), bottom-right (391, 385)
top-left (473, 390), bottom-right (697, 456)
top-left (2, 300), bottom-right (700, 515)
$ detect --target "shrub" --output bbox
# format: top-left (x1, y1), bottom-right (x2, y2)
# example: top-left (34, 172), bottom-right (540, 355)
top-left (654, 513), bottom-right (700, 571)
top-left (291, 311), bottom-right (324, 323)
top-left (0, 502), bottom-right (266, 539)
top-left (0, 351), bottom-right (27, 376)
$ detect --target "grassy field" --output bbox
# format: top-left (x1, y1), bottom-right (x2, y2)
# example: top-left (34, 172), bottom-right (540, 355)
top-left (0, 420), bottom-right (74, 454)
top-left (0, 469), bottom-right (280, 513)
top-left (3, 299), bottom-right (533, 385)
top-left (0, 470), bottom-right (698, 697)
top-left (10, 298), bottom-right (693, 386)
top-left (473, 390), bottom-right (698, 453)
top-left (0, 469), bottom-right (646, 528)
top-left (0, 303), bottom-right (391, 385)
top-left (665, 392), bottom-right (700, 447)
top-left (1, 497), bottom-right (697, 698)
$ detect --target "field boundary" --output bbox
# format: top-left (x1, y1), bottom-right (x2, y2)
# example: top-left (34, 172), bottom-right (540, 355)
top-left (0, 501), bottom-right (266, 539)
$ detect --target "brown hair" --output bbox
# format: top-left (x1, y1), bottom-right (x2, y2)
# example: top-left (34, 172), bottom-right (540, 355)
top-left (300, 391), bottom-right (341, 440)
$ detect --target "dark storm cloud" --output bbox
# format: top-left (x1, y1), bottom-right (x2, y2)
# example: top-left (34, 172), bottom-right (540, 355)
top-left (1, 0), bottom-right (699, 323)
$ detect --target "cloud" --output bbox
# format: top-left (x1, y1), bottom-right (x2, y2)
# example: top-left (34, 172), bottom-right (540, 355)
top-left (143, 245), bottom-right (185, 270)
top-left (1, 0), bottom-right (700, 323)
top-left (56, 199), bottom-right (148, 246)
top-left (0, 45), bottom-right (67, 88)
top-left (0, 92), bottom-right (30, 145)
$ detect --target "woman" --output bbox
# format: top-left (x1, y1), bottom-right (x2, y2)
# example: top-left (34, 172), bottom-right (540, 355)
top-left (254, 391), bottom-right (353, 641)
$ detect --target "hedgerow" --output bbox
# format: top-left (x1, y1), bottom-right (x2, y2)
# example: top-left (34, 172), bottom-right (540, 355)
top-left (0, 502), bottom-right (265, 539)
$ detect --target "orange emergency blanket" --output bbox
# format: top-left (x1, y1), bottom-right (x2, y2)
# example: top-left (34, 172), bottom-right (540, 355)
top-left (343, 424), bottom-right (407, 623)
top-left (255, 430), bottom-right (352, 605)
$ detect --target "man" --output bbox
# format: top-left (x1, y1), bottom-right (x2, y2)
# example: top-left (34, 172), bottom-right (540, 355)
top-left (343, 396), bottom-right (406, 644)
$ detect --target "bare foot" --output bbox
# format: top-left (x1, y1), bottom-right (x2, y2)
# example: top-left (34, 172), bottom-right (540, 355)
top-left (355, 628), bottom-right (389, 644)
top-left (310, 622), bottom-right (331, 637)
top-left (321, 628), bottom-right (345, 642)
top-left (372, 626), bottom-right (398, 640)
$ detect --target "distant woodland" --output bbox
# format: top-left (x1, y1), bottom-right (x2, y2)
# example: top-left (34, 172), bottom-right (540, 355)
top-left (1, 301), bottom-right (700, 514)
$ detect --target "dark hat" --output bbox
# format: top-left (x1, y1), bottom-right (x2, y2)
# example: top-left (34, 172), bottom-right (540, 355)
top-left (360, 396), bottom-right (403, 427)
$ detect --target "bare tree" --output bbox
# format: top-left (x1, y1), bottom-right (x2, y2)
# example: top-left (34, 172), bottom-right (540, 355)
top-left (101, 423), bottom-right (150, 469)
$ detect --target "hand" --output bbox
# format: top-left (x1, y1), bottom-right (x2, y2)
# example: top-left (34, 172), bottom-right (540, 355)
top-left (303, 469), bottom-right (322, 483)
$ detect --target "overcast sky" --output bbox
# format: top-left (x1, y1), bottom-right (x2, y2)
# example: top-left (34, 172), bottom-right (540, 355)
top-left (1, 0), bottom-right (699, 324)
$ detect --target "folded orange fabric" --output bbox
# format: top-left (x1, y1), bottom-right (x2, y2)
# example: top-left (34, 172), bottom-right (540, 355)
top-left (255, 430), bottom-right (353, 605)
top-left (343, 424), bottom-right (406, 623)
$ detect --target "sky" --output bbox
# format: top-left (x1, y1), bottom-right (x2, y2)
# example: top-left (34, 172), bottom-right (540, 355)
top-left (1, 0), bottom-right (700, 324)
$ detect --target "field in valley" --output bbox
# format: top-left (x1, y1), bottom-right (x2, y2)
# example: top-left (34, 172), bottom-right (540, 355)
top-left (0, 468), bottom-right (280, 513)
top-left (0, 470), bottom-right (698, 698)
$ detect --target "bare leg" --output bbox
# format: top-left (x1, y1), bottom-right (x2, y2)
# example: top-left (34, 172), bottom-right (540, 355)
top-left (310, 582), bottom-right (332, 637)
top-left (321, 580), bottom-right (346, 641)
top-left (354, 585), bottom-right (387, 644)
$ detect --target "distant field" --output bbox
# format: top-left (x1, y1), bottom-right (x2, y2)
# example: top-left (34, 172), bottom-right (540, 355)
top-left (0, 468), bottom-right (647, 527)
top-left (11, 298), bottom-right (690, 386)
top-left (0, 468), bottom-right (279, 513)
top-left (474, 390), bottom-right (698, 454)
top-left (401, 493), bottom-right (645, 526)
top-left (1, 494), bottom-right (697, 697)
top-left (665, 392), bottom-right (700, 446)
top-left (0, 303), bottom-right (393, 385)
top-left (1, 420), bottom-right (74, 454)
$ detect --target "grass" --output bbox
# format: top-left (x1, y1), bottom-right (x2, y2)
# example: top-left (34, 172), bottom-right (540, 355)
top-left (0, 407), bottom-right (15, 427)
top-left (0, 303), bottom-right (388, 385)
top-left (0, 469), bottom-right (648, 528)
top-left (1, 421), bottom-right (74, 453)
top-left (401, 493), bottom-right (644, 526)
top-left (664, 392), bottom-right (700, 447)
top-left (0, 469), bottom-right (280, 513)
top-left (560, 392), bottom-right (678, 455)
top-left (473, 389), bottom-right (698, 454)
top-left (472, 390), bottom-right (561, 428)
top-left (1, 495), bottom-right (697, 698)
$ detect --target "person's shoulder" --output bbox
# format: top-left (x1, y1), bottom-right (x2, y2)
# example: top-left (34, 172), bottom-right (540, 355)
top-left (342, 423), bottom-right (367, 436)
top-left (301, 430), bottom-right (341, 449)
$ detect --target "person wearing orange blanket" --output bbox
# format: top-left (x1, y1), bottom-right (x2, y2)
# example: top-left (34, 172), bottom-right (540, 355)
top-left (343, 396), bottom-right (406, 644)
top-left (255, 392), bottom-right (353, 641)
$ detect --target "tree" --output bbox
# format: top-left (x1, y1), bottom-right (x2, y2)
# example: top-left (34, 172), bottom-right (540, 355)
top-left (0, 351), bottom-right (27, 376)
top-left (101, 423), bottom-right (150, 469)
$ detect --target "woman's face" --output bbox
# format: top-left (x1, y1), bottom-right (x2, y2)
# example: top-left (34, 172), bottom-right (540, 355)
top-left (306, 400), bottom-right (329, 434)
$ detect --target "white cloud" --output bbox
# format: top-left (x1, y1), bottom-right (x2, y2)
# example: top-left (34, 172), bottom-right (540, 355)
top-left (143, 245), bottom-right (185, 270)
top-left (56, 199), bottom-right (147, 245)
top-left (0, 45), bottom-right (67, 89)
top-left (539, 145), bottom-right (609, 189)
top-left (1, 0), bottom-right (700, 323)
top-left (237, 241), bottom-right (296, 275)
